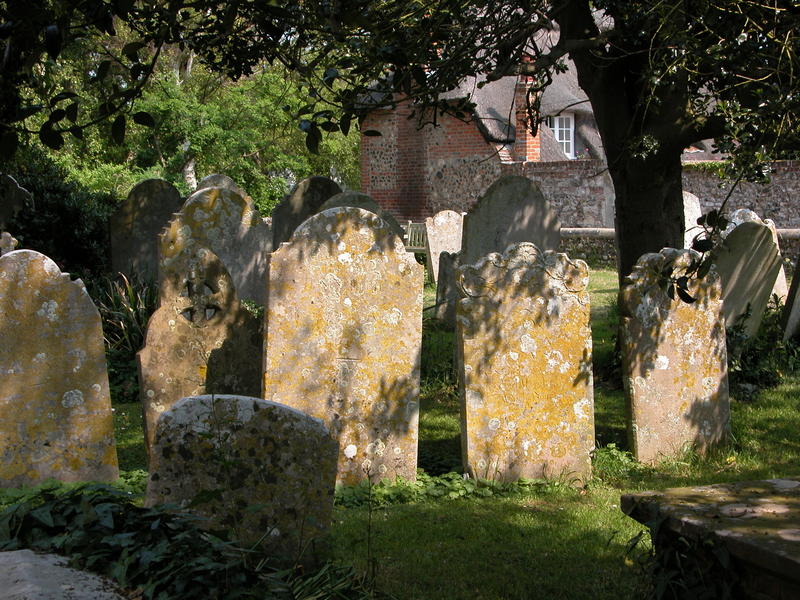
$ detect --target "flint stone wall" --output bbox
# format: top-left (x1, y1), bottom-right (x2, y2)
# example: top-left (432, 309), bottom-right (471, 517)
top-left (263, 207), bottom-right (423, 485)
top-left (138, 246), bottom-right (262, 454)
top-left (456, 243), bottom-right (594, 482)
top-left (160, 187), bottom-right (271, 305)
top-left (621, 248), bottom-right (730, 464)
top-left (146, 395), bottom-right (337, 562)
top-left (0, 250), bottom-right (118, 487)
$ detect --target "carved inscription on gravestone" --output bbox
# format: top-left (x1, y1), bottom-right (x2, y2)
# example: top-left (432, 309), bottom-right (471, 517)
top-left (138, 247), bottom-right (261, 454)
top-left (0, 250), bottom-right (118, 487)
top-left (160, 187), bottom-right (271, 305)
top-left (621, 248), bottom-right (730, 464)
top-left (263, 207), bottom-right (423, 485)
top-left (460, 175), bottom-right (561, 266)
top-left (146, 395), bottom-right (337, 563)
top-left (456, 243), bottom-right (594, 482)
top-left (109, 179), bottom-right (183, 280)
top-left (271, 176), bottom-right (341, 248)
top-left (425, 210), bottom-right (464, 285)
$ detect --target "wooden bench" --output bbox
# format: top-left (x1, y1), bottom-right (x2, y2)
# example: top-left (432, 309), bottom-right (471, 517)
top-left (404, 221), bottom-right (427, 253)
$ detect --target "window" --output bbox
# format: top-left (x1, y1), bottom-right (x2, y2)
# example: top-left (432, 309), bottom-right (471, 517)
top-left (545, 113), bottom-right (575, 159)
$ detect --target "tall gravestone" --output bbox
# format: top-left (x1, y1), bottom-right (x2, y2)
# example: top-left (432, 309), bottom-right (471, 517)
top-left (263, 207), bottom-right (423, 485)
top-left (271, 176), bottom-right (341, 248)
top-left (0, 250), bottom-right (118, 487)
top-left (714, 213), bottom-right (783, 339)
top-left (160, 186), bottom-right (271, 305)
top-left (138, 246), bottom-right (262, 454)
top-left (146, 395), bottom-right (337, 563)
top-left (434, 251), bottom-right (461, 327)
top-left (318, 191), bottom-right (406, 241)
top-left (197, 173), bottom-right (248, 199)
top-left (620, 248), bottom-right (730, 464)
top-left (460, 175), bottom-right (561, 266)
top-left (425, 210), bottom-right (464, 285)
top-left (109, 179), bottom-right (183, 280)
top-left (682, 191), bottom-right (703, 249)
top-left (456, 243), bottom-right (594, 482)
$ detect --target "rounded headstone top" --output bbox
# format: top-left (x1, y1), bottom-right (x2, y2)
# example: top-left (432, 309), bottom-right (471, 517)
top-left (196, 174), bottom-right (248, 199)
top-left (319, 192), bottom-right (405, 241)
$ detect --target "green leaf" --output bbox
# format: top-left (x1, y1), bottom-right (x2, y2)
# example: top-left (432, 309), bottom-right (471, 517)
top-left (94, 60), bottom-right (112, 82)
top-left (65, 102), bottom-right (79, 122)
top-left (122, 41), bottom-right (145, 61)
top-left (68, 126), bottom-right (83, 140)
top-left (340, 113), bottom-right (351, 136)
top-left (667, 283), bottom-right (676, 300)
top-left (362, 129), bottom-right (382, 137)
top-left (38, 125), bottom-right (64, 150)
top-left (44, 25), bottom-right (61, 61)
top-left (111, 114), bottom-right (126, 145)
top-left (30, 506), bottom-right (54, 527)
top-left (49, 109), bottom-right (66, 123)
top-left (676, 286), bottom-right (697, 303)
top-left (692, 238), bottom-right (714, 253)
top-left (132, 111), bottom-right (155, 127)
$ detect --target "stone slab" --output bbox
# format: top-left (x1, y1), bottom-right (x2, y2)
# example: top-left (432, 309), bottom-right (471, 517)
top-left (460, 175), bottom-right (561, 266)
top-left (271, 176), bottom-right (341, 248)
top-left (622, 478), bottom-right (800, 599)
top-left (425, 210), bottom-right (464, 285)
top-left (197, 173), bottom-right (249, 199)
top-left (138, 246), bottom-right (262, 455)
top-left (145, 395), bottom-right (337, 562)
top-left (0, 549), bottom-right (126, 599)
top-left (682, 191), bottom-right (703, 249)
top-left (109, 179), bottom-right (183, 281)
top-left (263, 207), bottom-right (423, 485)
top-left (620, 248), bottom-right (730, 464)
top-left (0, 250), bottom-right (118, 487)
top-left (318, 191), bottom-right (406, 241)
top-left (160, 187), bottom-right (271, 305)
top-left (456, 243), bottom-right (594, 482)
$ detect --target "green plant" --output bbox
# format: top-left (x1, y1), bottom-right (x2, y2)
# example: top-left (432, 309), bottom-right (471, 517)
top-left (592, 444), bottom-right (648, 486)
top-left (0, 484), bottom-right (378, 599)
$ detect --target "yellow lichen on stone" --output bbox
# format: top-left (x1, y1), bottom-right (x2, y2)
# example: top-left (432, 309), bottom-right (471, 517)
top-left (0, 250), bottom-right (118, 487)
top-left (263, 207), bottom-right (423, 486)
top-left (621, 248), bottom-right (730, 464)
top-left (456, 243), bottom-right (594, 483)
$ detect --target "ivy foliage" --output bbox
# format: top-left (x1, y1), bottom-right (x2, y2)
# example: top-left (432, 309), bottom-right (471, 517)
top-left (0, 484), bottom-right (378, 600)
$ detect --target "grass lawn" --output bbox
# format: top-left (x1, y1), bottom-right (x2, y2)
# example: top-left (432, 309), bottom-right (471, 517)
top-left (46, 267), bottom-right (800, 598)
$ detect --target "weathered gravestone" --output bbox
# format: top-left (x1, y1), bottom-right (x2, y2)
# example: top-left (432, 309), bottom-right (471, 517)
top-left (782, 262), bottom-right (800, 342)
top-left (714, 214), bottom-right (783, 339)
top-left (160, 186), bottom-right (271, 305)
top-left (0, 174), bottom-right (32, 229)
top-left (318, 191), bottom-right (406, 241)
top-left (263, 207), bottom-right (423, 485)
top-left (146, 395), bottom-right (337, 562)
top-left (271, 176), bottom-right (341, 248)
top-left (138, 246), bottom-right (262, 454)
top-left (425, 210), bottom-right (464, 285)
top-left (456, 243), bottom-right (594, 482)
top-left (434, 251), bottom-right (461, 327)
top-left (460, 175), bottom-right (561, 266)
top-left (0, 250), bottom-right (118, 487)
top-left (682, 191), bottom-right (703, 249)
top-left (620, 248), bottom-right (730, 464)
top-left (197, 173), bottom-right (249, 199)
top-left (109, 179), bottom-right (183, 280)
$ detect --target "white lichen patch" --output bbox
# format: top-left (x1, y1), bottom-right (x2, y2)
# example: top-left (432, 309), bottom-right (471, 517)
top-left (36, 299), bottom-right (59, 321)
top-left (337, 252), bottom-right (353, 264)
top-left (344, 444), bottom-right (357, 459)
top-left (654, 355), bottom-right (670, 370)
top-left (61, 389), bottom-right (84, 408)
top-left (33, 353), bottom-right (46, 363)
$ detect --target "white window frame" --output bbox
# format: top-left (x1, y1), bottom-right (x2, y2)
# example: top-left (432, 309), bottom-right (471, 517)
top-left (545, 113), bottom-right (575, 159)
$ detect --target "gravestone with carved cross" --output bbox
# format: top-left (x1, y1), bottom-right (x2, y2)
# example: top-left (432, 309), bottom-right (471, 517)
top-left (138, 246), bottom-right (262, 457)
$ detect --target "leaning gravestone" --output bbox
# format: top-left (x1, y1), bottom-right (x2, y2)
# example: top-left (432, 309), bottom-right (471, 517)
top-left (146, 395), bottom-right (337, 563)
top-left (138, 246), bottom-right (262, 454)
top-left (318, 191), bottom-right (406, 241)
top-left (714, 215), bottom-right (783, 339)
top-left (425, 210), bottom-right (464, 285)
top-left (197, 173), bottom-right (249, 199)
top-left (271, 176), bottom-right (341, 248)
top-left (460, 175), bottom-right (561, 266)
top-left (109, 179), bottom-right (183, 281)
top-left (0, 250), bottom-right (118, 487)
top-left (682, 191), bottom-right (703, 249)
top-left (263, 207), bottom-right (423, 485)
top-left (456, 243), bottom-right (594, 482)
top-left (160, 186), bottom-right (271, 305)
top-left (620, 248), bottom-right (730, 464)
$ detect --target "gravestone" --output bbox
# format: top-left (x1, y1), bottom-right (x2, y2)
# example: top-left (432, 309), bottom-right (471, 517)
top-left (0, 174), bottom-right (32, 229)
top-left (271, 176), bottom-right (341, 248)
top-left (0, 250), bottom-right (118, 487)
top-left (0, 231), bottom-right (17, 255)
top-left (263, 207), bottom-right (423, 485)
top-left (456, 243), bottom-right (594, 482)
top-left (160, 186), bottom-right (271, 305)
top-left (146, 395), bottom-right (337, 562)
top-left (714, 215), bottom-right (782, 339)
top-left (434, 251), bottom-right (461, 327)
top-left (782, 263), bottom-right (800, 342)
top-left (139, 246), bottom-right (262, 454)
top-left (620, 248), bottom-right (730, 464)
top-left (109, 179), bottom-right (183, 280)
top-left (722, 208), bottom-right (788, 303)
top-left (682, 191), bottom-right (703, 249)
top-left (460, 175), bottom-right (561, 266)
top-left (318, 191), bottom-right (406, 241)
top-left (425, 210), bottom-right (464, 285)
top-left (197, 173), bottom-right (249, 199)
